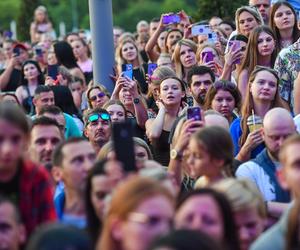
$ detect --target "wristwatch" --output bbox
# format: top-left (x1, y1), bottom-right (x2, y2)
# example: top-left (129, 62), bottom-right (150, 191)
top-left (133, 97), bottom-right (140, 104)
top-left (170, 149), bottom-right (183, 161)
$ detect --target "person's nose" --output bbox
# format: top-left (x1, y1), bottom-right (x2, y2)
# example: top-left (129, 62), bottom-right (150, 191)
top-left (221, 100), bottom-right (228, 106)
top-left (45, 140), bottom-right (54, 151)
top-left (1, 140), bottom-right (14, 156)
top-left (191, 216), bottom-right (203, 230)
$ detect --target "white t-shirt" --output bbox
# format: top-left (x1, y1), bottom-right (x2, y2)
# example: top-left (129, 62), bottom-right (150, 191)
top-left (236, 161), bottom-right (281, 201)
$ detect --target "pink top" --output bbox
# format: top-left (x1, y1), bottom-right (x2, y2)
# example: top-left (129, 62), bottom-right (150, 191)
top-left (77, 59), bottom-right (93, 73)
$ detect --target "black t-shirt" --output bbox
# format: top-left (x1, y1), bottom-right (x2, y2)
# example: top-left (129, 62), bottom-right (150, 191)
top-left (0, 165), bottom-right (20, 206)
top-left (0, 68), bottom-right (22, 92)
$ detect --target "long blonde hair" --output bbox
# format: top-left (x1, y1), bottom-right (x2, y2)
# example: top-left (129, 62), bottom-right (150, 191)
top-left (97, 177), bottom-right (174, 250)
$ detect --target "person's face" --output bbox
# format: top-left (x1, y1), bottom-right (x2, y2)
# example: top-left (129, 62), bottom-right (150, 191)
top-left (138, 25), bottom-right (149, 36)
top-left (175, 195), bottom-right (224, 242)
top-left (160, 79), bottom-right (184, 106)
top-left (238, 11), bottom-right (259, 37)
top-left (190, 73), bottom-right (213, 105)
top-left (23, 63), bottom-right (39, 81)
top-left (134, 145), bottom-right (149, 170)
top-left (71, 40), bottom-right (86, 59)
top-left (157, 31), bottom-right (167, 51)
top-left (91, 175), bottom-right (112, 219)
top-left (150, 21), bottom-right (159, 36)
top-left (70, 81), bottom-right (84, 97)
top-left (106, 104), bottom-right (126, 123)
top-left (257, 31), bottom-right (275, 57)
top-left (280, 143), bottom-right (300, 198)
top-left (179, 44), bottom-right (196, 69)
top-left (47, 51), bottom-right (57, 65)
top-left (42, 112), bottom-right (66, 136)
top-left (116, 195), bottom-right (174, 250)
top-left (121, 42), bottom-right (138, 62)
top-left (35, 9), bottom-right (46, 22)
top-left (211, 89), bottom-right (235, 120)
top-left (274, 5), bottom-right (295, 31)
top-left (34, 91), bottom-right (55, 114)
top-left (119, 87), bottom-right (133, 106)
top-left (239, 40), bottom-right (248, 60)
top-left (84, 116), bottom-right (111, 146)
top-left (219, 23), bottom-right (234, 37)
top-left (166, 31), bottom-right (182, 51)
top-left (234, 208), bottom-right (264, 250)
top-left (3, 42), bottom-right (13, 59)
top-left (209, 17), bottom-right (223, 30)
top-left (0, 119), bottom-right (27, 171)
top-left (17, 49), bottom-right (29, 65)
top-left (250, 70), bottom-right (277, 102)
top-left (89, 88), bottom-right (109, 108)
top-left (113, 29), bottom-right (122, 48)
top-left (29, 125), bottom-right (62, 165)
top-left (249, 0), bottom-right (270, 23)
top-left (61, 141), bottom-right (96, 192)
top-left (66, 34), bottom-right (80, 45)
top-left (263, 121), bottom-right (295, 160)
top-left (0, 202), bottom-right (25, 250)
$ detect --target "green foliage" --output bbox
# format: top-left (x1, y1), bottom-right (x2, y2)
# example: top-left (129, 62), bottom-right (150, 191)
top-left (0, 1), bottom-right (19, 30)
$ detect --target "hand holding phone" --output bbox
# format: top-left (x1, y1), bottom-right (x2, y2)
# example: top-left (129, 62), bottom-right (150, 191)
top-left (122, 64), bottom-right (133, 80)
top-left (147, 63), bottom-right (157, 77)
top-left (47, 64), bottom-right (59, 80)
top-left (202, 51), bottom-right (214, 63)
top-left (187, 107), bottom-right (201, 121)
top-left (13, 47), bottom-right (20, 57)
top-left (162, 14), bottom-right (181, 25)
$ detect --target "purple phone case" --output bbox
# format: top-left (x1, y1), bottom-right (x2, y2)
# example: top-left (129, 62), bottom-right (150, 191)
top-left (187, 107), bottom-right (201, 121)
top-left (202, 51), bottom-right (214, 63)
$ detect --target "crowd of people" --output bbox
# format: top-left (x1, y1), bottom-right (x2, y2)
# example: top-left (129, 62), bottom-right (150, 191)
top-left (0, 0), bottom-right (300, 249)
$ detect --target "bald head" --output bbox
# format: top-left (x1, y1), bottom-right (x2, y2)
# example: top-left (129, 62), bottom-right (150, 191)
top-left (205, 113), bottom-right (230, 130)
top-left (263, 108), bottom-right (296, 160)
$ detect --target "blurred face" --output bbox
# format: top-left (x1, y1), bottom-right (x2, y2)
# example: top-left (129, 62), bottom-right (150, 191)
top-left (47, 51), bottom-right (57, 65)
top-left (239, 40), bottom-right (248, 60)
top-left (70, 81), bottom-right (84, 97)
top-left (106, 104), bottom-right (126, 123)
top-left (157, 31), bottom-right (167, 51)
top-left (91, 175), bottom-right (112, 219)
top-left (249, 0), bottom-right (270, 23)
top-left (179, 44), bottom-right (196, 68)
top-left (35, 9), bottom-right (46, 22)
top-left (89, 88), bottom-right (109, 108)
top-left (263, 120), bottom-right (295, 160)
top-left (220, 23), bottom-right (234, 37)
top-left (113, 29), bottom-right (123, 48)
top-left (166, 31), bottom-right (182, 52)
top-left (235, 208), bottom-right (264, 250)
top-left (238, 11), bottom-right (259, 37)
top-left (274, 5), bottom-right (295, 30)
top-left (119, 87), bottom-right (133, 106)
top-left (186, 138), bottom-right (221, 179)
top-left (0, 202), bottom-right (25, 250)
top-left (71, 40), bottom-right (87, 59)
top-left (3, 42), bottom-right (13, 59)
top-left (211, 89), bottom-right (235, 120)
top-left (23, 63), bottom-right (39, 81)
top-left (61, 141), bottom-right (96, 192)
top-left (0, 120), bottom-right (27, 171)
top-left (190, 74), bottom-right (213, 105)
top-left (175, 195), bottom-right (224, 241)
top-left (34, 91), bottom-right (55, 114)
top-left (250, 70), bottom-right (277, 102)
top-left (66, 34), bottom-right (80, 45)
top-left (280, 143), bottom-right (300, 198)
top-left (135, 145), bottom-right (149, 170)
top-left (160, 78), bottom-right (184, 106)
top-left (29, 125), bottom-right (62, 165)
top-left (209, 17), bottom-right (223, 29)
top-left (122, 42), bottom-right (138, 62)
top-left (257, 31), bottom-right (275, 57)
top-left (117, 195), bottom-right (174, 250)
top-left (150, 21), bottom-right (159, 36)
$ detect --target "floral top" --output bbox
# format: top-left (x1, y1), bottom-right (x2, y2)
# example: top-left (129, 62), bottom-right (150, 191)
top-left (274, 38), bottom-right (300, 111)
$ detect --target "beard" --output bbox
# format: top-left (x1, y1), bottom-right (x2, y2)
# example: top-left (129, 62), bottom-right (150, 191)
top-left (193, 91), bottom-right (206, 106)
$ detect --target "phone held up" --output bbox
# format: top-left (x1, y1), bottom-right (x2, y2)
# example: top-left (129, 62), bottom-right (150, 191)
top-left (122, 64), bottom-right (133, 80)
top-left (112, 121), bottom-right (137, 172)
top-left (187, 107), bottom-right (201, 121)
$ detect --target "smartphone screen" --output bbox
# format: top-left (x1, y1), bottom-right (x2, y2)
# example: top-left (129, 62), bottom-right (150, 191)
top-left (13, 47), bottom-right (20, 56)
top-left (202, 51), bottom-right (214, 63)
top-left (228, 40), bottom-right (241, 64)
top-left (48, 64), bottom-right (59, 80)
top-left (191, 24), bottom-right (210, 36)
top-left (187, 107), bottom-right (201, 121)
top-left (147, 63), bottom-right (157, 76)
top-left (162, 14), bottom-right (180, 24)
top-left (113, 121), bottom-right (137, 172)
top-left (122, 64), bottom-right (133, 80)
top-left (35, 48), bottom-right (43, 57)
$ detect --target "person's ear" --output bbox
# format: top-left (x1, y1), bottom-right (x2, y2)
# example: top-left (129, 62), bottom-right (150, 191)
top-left (84, 128), bottom-right (89, 138)
top-left (51, 166), bottom-right (63, 183)
top-left (32, 97), bottom-right (37, 107)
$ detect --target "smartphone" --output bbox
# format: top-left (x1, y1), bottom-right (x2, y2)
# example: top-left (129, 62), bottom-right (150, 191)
top-left (147, 63), bottom-right (157, 76)
top-left (228, 40), bottom-right (241, 64)
top-left (35, 48), bottom-right (43, 57)
top-left (207, 32), bottom-right (218, 43)
top-left (162, 14), bottom-right (181, 25)
top-left (113, 121), bottom-right (137, 172)
top-left (47, 64), bottom-right (59, 80)
top-left (191, 24), bottom-right (210, 36)
top-left (202, 51), bottom-right (214, 63)
top-left (122, 64), bottom-right (133, 80)
top-left (187, 107), bottom-right (201, 121)
top-left (13, 47), bottom-right (20, 56)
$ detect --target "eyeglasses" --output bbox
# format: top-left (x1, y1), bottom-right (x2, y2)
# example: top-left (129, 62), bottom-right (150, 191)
top-left (89, 92), bottom-right (106, 101)
top-left (87, 113), bottom-right (110, 124)
top-left (128, 212), bottom-right (173, 228)
top-left (213, 80), bottom-right (237, 90)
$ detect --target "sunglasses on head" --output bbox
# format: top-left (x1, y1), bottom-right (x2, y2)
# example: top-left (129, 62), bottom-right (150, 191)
top-left (89, 92), bottom-right (106, 101)
top-left (87, 112), bottom-right (110, 124)
top-left (213, 81), bottom-right (237, 90)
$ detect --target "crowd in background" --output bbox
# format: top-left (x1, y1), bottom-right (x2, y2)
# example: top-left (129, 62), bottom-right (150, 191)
top-left (0, 0), bottom-right (300, 249)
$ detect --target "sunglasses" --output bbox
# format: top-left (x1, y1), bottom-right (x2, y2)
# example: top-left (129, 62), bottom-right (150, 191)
top-left (213, 80), bottom-right (237, 90)
top-left (89, 92), bottom-right (106, 101)
top-left (87, 113), bottom-right (110, 124)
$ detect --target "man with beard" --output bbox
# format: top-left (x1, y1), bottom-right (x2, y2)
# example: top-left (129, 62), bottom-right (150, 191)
top-left (83, 107), bottom-right (111, 154)
top-left (187, 66), bottom-right (215, 108)
top-left (236, 108), bottom-right (296, 205)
